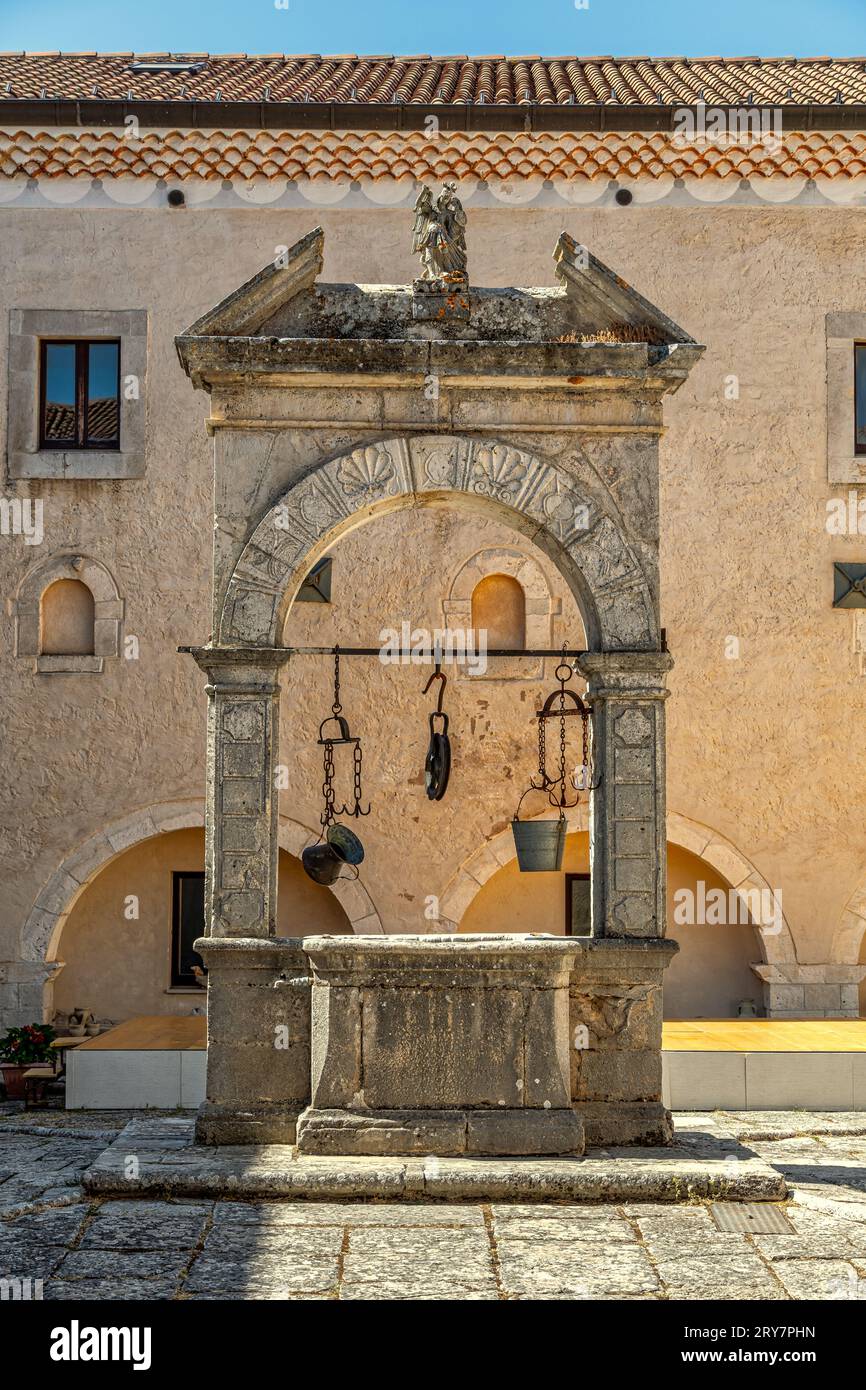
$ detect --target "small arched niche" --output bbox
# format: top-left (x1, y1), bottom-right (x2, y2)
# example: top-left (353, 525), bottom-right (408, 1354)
top-left (14, 553), bottom-right (123, 674)
top-left (471, 573), bottom-right (526, 650)
top-left (40, 579), bottom-right (95, 656)
top-left (444, 546), bottom-right (566, 680)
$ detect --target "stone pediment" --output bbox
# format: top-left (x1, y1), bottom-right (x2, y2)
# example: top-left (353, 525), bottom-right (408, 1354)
top-left (183, 226), bottom-right (325, 338)
top-left (176, 226), bottom-right (702, 389)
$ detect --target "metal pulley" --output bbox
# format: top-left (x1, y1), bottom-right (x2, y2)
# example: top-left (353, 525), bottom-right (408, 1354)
top-left (422, 662), bottom-right (451, 801)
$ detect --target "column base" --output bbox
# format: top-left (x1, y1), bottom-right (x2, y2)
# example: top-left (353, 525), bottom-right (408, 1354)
top-left (195, 1102), bottom-right (302, 1146)
top-left (296, 1107), bottom-right (585, 1157)
top-left (573, 1100), bottom-right (674, 1147)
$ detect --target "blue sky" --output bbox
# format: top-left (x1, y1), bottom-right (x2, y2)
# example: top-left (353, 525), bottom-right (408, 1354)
top-left (1, 0), bottom-right (865, 59)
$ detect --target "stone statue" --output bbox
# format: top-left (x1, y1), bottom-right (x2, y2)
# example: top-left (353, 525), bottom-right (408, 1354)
top-left (412, 181), bottom-right (467, 282)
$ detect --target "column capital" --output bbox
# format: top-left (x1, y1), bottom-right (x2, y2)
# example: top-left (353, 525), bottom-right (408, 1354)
top-left (578, 650), bottom-right (673, 680)
top-left (182, 644), bottom-right (292, 691)
top-left (578, 649), bottom-right (673, 702)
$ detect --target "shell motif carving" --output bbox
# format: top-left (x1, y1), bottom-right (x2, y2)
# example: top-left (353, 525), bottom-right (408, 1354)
top-left (337, 444), bottom-right (398, 500)
top-left (471, 444), bottom-right (528, 501)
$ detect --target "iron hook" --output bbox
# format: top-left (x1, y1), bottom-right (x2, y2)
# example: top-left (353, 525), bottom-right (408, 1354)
top-left (422, 662), bottom-right (447, 715)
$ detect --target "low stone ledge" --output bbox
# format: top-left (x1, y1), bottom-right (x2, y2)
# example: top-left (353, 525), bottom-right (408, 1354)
top-left (195, 1103), bottom-right (303, 1146)
top-left (296, 1107), bottom-right (584, 1157)
top-left (82, 1117), bottom-right (787, 1203)
top-left (574, 1100), bottom-right (674, 1147)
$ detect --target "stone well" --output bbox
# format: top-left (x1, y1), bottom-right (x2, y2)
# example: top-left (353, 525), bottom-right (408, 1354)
top-left (177, 227), bottom-right (701, 1154)
top-left (296, 934), bottom-right (585, 1157)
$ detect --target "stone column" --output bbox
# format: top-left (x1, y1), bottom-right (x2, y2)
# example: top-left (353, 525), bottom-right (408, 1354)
top-left (187, 646), bottom-right (308, 1144)
top-left (579, 651), bottom-right (674, 940)
top-left (571, 652), bottom-right (677, 1146)
top-left (190, 646), bottom-right (290, 939)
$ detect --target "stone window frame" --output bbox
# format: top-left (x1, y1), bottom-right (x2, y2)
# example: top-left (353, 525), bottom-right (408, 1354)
top-left (826, 312), bottom-right (866, 484)
top-left (7, 309), bottom-right (147, 480)
top-left (13, 552), bottom-right (124, 674)
top-left (443, 546), bottom-right (561, 681)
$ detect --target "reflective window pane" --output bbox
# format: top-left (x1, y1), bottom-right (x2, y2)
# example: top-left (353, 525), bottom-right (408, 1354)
top-left (42, 343), bottom-right (76, 441)
top-left (86, 341), bottom-right (119, 442)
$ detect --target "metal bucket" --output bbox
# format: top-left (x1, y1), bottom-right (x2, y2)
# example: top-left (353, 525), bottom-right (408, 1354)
top-left (302, 824), bottom-right (365, 885)
top-left (511, 815), bottom-right (566, 872)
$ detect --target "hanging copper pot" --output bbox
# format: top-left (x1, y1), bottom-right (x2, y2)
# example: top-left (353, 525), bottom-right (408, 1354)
top-left (302, 823), bottom-right (365, 885)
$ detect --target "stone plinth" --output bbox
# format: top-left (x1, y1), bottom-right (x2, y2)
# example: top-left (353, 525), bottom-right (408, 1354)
top-left (752, 962), bottom-right (866, 1018)
top-left (296, 934), bottom-right (585, 1157)
top-left (194, 936), bottom-right (310, 1145)
top-left (569, 937), bottom-right (679, 1145)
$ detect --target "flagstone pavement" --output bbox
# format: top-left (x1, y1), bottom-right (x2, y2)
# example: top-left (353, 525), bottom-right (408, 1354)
top-left (1, 1107), bottom-right (865, 1301)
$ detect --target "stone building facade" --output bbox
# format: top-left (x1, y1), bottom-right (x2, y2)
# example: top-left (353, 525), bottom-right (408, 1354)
top-left (2, 53), bottom-right (866, 1030)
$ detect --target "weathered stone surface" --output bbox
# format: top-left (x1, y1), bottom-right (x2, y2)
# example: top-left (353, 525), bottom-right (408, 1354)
top-left (296, 1108), bottom-right (469, 1156)
top-left (651, 1249), bottom-right (789, 1300)
top-left (496, 1240), bottom-right (659, 1297)
top-left (575, 1100), bottom-right (674, 1146)
top-left (84, 1116), bottom-right (786, 1202)
top-left (195, 1103), bottom-right (303, 1146)
top-left (467, 1108), bottom-right (583, 1156)
top-left (573, 1047), bottom-right (663, 1103)
top-left (14, 1108), bottom-right (866, 1301)
top-left (195, 937), bottom-right (310, 1143)
top-left (301, 935), bottom-right (582, 1156)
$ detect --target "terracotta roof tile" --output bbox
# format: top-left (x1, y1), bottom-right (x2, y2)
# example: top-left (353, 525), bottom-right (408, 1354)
top-left (1, 52), bottom-right (866, 106)
top-left (2, 127), bottom-right (866, 183)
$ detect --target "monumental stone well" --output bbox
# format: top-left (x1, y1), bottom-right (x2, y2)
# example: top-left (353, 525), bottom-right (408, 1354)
top-left (177, 222), bottom-right (703, 1151)
top-left (297, 934), bottom-right (584, 1156)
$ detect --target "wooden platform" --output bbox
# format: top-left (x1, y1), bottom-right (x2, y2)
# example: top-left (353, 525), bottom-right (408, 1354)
top-left (66, 1015), bottom-right (206, 1110)
top-left (76, 1016), bottom-right (206, 1052)
top-left (79, 1016), bottom-right (866, 1054)
top-left (663, 1019), bottom-right (866, 1110)
top-left (663, 1020), bottom-right (866, 1052)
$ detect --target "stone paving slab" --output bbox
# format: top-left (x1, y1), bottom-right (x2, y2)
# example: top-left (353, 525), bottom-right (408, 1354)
top-left (3, 1111), bottom-right (866, 1300)
top-left (81, 1116), bottom-right (786, 1202)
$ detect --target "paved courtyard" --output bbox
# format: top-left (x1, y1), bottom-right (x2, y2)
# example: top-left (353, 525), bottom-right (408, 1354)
top-left (1, 1109), bottom-right (865, 1300)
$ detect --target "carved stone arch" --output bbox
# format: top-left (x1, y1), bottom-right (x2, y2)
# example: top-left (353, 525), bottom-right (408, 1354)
top-left (20, 800), bottom-right (384, 970)
top-left (13, 551), bottom-right (124, 671)
top-left (218, 434), bottom-right (657, 653)
top-left (439, 806), bottom-right (797, 967)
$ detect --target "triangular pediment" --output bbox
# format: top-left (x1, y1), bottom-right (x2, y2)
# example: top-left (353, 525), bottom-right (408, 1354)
top-left (552, 233), bottom-right (696, 346)
top-left (183, 226), bottom-right (324, 337)
top-left (181, 225), bottom-right (695, 349)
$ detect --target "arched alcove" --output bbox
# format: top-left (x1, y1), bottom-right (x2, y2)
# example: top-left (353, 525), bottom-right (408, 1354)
top-left (20, 801), bottom-right (385, 1025)
top-left (52, 826), bottom-right (353, 1023)
top-left (471, 573), bottom-right (526, 649)
top-left (458, 830), bottom-right (764, 1017)
top-left (14, 552), bottom-right (123, 674)
top-left (40, 578), bottom-right (95, 656)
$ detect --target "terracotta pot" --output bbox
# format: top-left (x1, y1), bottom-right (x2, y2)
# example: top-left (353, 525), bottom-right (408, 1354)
top-left (0, 1063), bottom-right (28, 1100)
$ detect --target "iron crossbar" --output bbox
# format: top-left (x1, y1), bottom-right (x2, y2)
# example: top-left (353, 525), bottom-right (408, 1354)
top-left (247, 646), bottom-right (587, 658)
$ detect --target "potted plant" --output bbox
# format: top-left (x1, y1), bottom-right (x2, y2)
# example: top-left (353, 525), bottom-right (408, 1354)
top-left (0, 1023), bottom-right (57, 1100)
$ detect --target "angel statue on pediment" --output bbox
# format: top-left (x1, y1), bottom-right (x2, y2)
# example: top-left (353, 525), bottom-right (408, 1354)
top-left (412, 181), bottom-right (468, 281)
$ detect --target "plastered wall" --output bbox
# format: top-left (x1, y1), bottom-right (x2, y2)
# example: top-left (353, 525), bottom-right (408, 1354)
top-left (2, 200), bottom-right (865, 1015)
